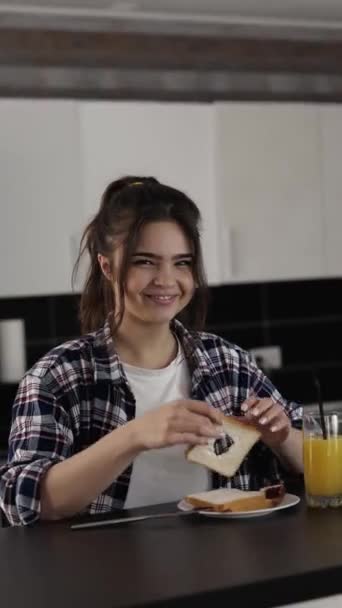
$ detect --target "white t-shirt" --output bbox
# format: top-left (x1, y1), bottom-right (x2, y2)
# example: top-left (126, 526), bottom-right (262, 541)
top-left (124, 343), bottom-right (210, 509)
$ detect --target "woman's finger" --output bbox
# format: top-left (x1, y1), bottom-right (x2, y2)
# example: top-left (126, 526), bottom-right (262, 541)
top-left (258, 405), bottom-right (286, 426)
top-left (247, 399), bottom-right (274, 420)
top-left (269, 414), bottom-right (290, 433)
top-left (168, 432), bottom-right (209, 446)
top-left (171, 410), bottom-right (221, 437)
top-left (241, 396), bottom-right (259, 413)
top-left (184, 400), bottom-right (223, 424)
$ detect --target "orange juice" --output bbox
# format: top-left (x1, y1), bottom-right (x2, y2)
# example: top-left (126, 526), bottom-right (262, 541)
top-left (304, 436), bottom-right (342, 496)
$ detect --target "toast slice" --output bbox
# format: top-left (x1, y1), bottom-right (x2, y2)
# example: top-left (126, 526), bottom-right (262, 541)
top-left (185, 484), bottom-right (285, 513)
top-left (186, 415), bottom-right (261, 478)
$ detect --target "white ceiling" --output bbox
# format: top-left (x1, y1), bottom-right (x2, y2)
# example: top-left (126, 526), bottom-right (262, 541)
top-left (2, 0), bottom-right (342, 27)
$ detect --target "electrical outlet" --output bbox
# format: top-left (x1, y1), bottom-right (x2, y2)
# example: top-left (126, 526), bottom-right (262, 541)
top-left (249, 345), bottom-right (282, 370)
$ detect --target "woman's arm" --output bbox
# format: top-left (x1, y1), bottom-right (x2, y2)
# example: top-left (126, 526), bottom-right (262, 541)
top-left (1, 379), bottom-right (221, 524)
top-left (1, 375), bottom-right (141, 524)
top-left (269, 427), bottom-right (303, 474)
top-left (41, 399), bottom-right (222, 520)
top-left (241, 395), bottom-right (303, 474)
top-left (40, 422), bottom-right (140, 520)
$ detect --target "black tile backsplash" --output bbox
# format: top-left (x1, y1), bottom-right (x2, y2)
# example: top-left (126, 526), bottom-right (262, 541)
top-left (26, 342), bottom-right (56, 370)
top-left (213, 325), bottom-right (265, 352)
top-left (270, 368), bottom-right (318, 404)
top-left (271, 363), bottom-right (342, 406)
top-left (1, 277), bottom-right (342, 449)
top-left (0, 383), bottom-right (17, 448)
top-left (54, 294), bottom-right (81, 339)
top-left (0, 296), bottom-right (54, 341)
top-left (267, 278), bottom-right (342, 320)
top-left (206, 278), bottom-right (342, 407)
top-left (268, 319), bottom-right (342, 367)
top-left (206, 283), bottom-right (264, 325)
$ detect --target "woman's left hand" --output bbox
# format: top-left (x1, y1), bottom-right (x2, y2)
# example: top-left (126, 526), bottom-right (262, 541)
top-left (241, 396), bottom-right (291, 447)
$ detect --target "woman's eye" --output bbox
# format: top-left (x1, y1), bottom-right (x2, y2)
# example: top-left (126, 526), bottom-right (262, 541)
top-left (133, 259), bottom-right (153, 266)
top-left (176, 260), bottom-right (192, 267)
top-left (132, 258), bottom-right (192, 267)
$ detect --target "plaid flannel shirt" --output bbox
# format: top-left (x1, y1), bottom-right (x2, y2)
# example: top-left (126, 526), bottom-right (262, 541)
top-left (0, 318), bottom-right (302, 526)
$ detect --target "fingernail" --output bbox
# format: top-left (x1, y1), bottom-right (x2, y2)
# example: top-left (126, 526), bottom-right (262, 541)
top-left (260, 417), bottom-right (267, 425)
top-left (241, 404), bottom-right (248, 412)
top-left (270, 425), bottom-right (278, 432)
top-left (252, 408), bottom-right (259, 416)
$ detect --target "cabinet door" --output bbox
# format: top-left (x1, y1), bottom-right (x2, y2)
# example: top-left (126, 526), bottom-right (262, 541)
top-left (319, 105), bottom-right (342, 277)
top-left (215, 103), bottom-right (323, 282)
top-left (0, 100), bottom-right (82, 297)
top-left (79, 101), bottom-right (221, 284)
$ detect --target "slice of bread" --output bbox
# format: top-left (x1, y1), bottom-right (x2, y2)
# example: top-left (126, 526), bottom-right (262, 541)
top-left (185, 484), bottom-right (285, 513)
top-left (186, 416), bottom-right (261, 478)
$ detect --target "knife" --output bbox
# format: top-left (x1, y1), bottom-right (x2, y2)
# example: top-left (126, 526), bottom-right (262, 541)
top-left (71, 509), bottom-right (198, 530)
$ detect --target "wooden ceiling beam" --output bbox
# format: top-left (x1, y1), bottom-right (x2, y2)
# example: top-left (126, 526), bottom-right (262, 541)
top-left (1, 27), bottom-right (342, 74)
top-left (1, 25), bottom-right (342, 100)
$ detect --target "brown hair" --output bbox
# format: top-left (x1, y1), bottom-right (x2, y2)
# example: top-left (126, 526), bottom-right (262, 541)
top-left (73, 176), bottom-right (208, 334)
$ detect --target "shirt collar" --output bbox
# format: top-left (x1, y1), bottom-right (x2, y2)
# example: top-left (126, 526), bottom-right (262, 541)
top-left (92, 316), bottom-right (125, 385)
top-left (171, 319), bottom-right (214, 379)
top-left (92, 315), bottom-right (214, 385)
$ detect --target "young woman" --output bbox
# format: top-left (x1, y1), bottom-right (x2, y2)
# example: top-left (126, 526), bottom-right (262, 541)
top-left (0, 176), bottom-right (303, 526)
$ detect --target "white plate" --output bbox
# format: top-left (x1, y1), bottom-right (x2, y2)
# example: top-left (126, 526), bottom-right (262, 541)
top-left (197, 493), bottom-right (300, 519)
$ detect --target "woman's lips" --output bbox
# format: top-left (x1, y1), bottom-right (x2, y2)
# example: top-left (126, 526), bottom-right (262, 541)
top-left (144, 294), bottom-right (178, 305)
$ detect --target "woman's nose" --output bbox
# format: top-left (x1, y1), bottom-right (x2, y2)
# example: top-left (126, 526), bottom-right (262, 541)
top-left (152, 265), bottom-right (176, 286)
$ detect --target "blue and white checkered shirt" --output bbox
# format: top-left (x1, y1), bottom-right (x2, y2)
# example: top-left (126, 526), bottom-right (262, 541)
top-left (0, 318), bottom-right (302, 526)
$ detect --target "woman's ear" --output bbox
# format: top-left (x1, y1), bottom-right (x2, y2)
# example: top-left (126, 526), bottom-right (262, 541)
top-left (97, 254), bottom-right (112, 281)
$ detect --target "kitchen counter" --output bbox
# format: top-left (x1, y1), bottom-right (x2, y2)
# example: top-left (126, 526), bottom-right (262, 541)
top-left (1, 498), bottom-right (342, 608)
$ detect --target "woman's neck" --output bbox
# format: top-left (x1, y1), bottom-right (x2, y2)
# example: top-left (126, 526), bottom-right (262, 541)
top-left (113, 319), bottom-right (178, 369)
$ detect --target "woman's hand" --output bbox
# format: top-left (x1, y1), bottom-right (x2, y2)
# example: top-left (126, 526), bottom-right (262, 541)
top-left (241, 396), bottom-right (291, 447)
top-left (129, 399), bottom-right (223, 451)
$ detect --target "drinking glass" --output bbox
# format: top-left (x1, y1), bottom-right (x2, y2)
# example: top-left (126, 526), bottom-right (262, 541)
top-left (303, 406), bottom-right (342, 508)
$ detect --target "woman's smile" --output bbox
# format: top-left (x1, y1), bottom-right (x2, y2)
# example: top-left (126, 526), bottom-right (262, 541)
top-left (144, 293), bottom-right (179, 306)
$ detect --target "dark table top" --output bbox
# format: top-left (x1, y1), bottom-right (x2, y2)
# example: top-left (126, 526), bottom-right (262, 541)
top-left (1, 497), bottom-right (342, 608)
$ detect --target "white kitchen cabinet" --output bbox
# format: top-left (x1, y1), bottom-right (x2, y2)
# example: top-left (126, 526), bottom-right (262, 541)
top-left (79, 101), bottom-right (221, 285)
top-left (318, 105), bottom-right (342, 278)
top-left (2, 99), bottom-right (339, 297)
top-left (215, 103), bottom-right (324, 282)
top-left (0, 99), bottom-right (83, 297)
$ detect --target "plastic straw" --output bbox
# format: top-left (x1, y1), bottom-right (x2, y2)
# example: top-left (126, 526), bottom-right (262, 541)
top-left (313, 374), bottom-right (327, 440)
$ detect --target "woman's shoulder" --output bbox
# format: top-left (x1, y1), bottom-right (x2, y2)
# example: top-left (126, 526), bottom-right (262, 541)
top-left (174, 320), bottom-right (251, 364)
top-left (24, 331), bottom-right (100, 388)
top-left (196, 329), bottom-right (250, 359)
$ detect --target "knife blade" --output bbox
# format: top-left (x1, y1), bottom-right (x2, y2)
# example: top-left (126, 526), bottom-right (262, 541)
top-left (71, 509), bottom-right (197, 530)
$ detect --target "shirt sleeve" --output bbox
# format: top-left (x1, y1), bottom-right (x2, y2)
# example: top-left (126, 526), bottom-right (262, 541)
top-left (247, 353), bottom-right (302, 429)
top-left (0, 373), bottom-right (74, 526)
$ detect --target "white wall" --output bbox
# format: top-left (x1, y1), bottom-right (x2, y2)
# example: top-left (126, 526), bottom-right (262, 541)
top-left (0, 99), bottom-right (83, 296)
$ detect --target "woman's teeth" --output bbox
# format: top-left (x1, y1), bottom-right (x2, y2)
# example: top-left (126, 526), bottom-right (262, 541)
top-left (147, 295), bottom-right (175, 303)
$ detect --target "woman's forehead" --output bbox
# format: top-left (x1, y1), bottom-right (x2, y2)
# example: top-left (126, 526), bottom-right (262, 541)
top-left (135, 221), bottom-right (191, 252)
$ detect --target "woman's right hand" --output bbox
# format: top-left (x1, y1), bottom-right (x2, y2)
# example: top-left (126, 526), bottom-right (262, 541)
top-left (129, 399), bottom-right (223, 451)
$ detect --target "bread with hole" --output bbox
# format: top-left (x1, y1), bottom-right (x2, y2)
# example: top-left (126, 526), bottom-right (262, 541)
top-left (186, 415), bottom-right (261, 477)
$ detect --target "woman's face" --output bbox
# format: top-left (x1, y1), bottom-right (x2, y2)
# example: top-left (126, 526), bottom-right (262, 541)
top-left (119, 221), bottom-right (196, 327)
